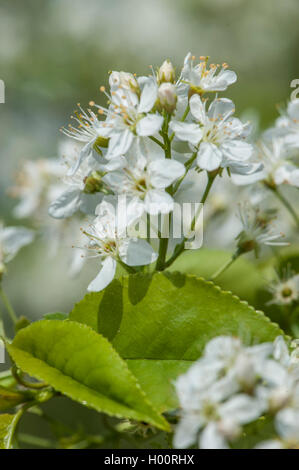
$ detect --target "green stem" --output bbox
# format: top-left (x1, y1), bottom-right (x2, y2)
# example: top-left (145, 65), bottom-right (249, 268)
top-left (210, 251), bottom-right (240, 281)
top-left (0, 287), bottom-right (17, 325)
top-left (271, 187), bottom-right (299, 227)
top-left (149, 136), bottom-right (165, 150)
top-left (164, 172), bottom-right (218, 269)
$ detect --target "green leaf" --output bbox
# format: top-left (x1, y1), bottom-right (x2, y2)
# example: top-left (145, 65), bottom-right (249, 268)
top-left (169, 248), bottom-right (265, 305)
top-left (0, 413), bottom-right (18, 449)
top-left (0, 386), bottom-right (29, 412)
top-left (6, 320), bottom-right (169, 431)
top-left (70, 272), bottom-right (284, 412)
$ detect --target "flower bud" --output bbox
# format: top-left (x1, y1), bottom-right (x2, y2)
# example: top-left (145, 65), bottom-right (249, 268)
top-left (157, 83), bottom-right (177, 114)
top-left (157, 60), bottom-right (175, 84)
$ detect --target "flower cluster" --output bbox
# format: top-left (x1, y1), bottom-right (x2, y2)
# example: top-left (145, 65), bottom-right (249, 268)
top-left (174, 335), bottom-right (299, 449)
top-left (8, 53), bottom-right (299, 293)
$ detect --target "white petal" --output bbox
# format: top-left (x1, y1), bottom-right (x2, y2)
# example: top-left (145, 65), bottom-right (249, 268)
top-left (67, 142), bottom-right (91, 176)
top-left (255, 440), bottom-right (283, 449)
top-left (136, 114), bottom-right (163, 137)
top-left (276, 408), bottom-right (299, 440)
top-left (169, 121), bottom-right (203, 146)
top-left (144, 189), bottom-right (174, 214)
top-left (287, 99), bottom-right (299, 120)
top-left (13, 195), bottom-right (39, 219)
top-left (208, 98), bottom-right (235, 120)
top-left (2, 227), bottom-right (35, 262)
top-left (48, 189), bottom-right (81, 219)
top-left (200, 423), bottom-right (229, 450)
top-left (106, 130), bottom-right (134, 158)
top-left (80, 193), bottom-right (103, 215)
top-left (189, 94), bottom-right (206, 124)
top-left (273, 336), bottom-right (290, 367)
top-left (196, 142), bottom-right (222, 171)
top-left (231, 169), bottom-right (266, 185)
top-left (121, 239), bottom-right (157, 266)
top-left (173, 415), bottom-right (200, 449)
top-left (87, 257), bottom-right (116, 292)
top-left (221, 140), bottom-right (253, 162)
top-left (220, 394), bottom-right (264, 425)
top-left (138, 78), bottom-right (158, 113)
top-left (149, 159), bottom-right (185, 188)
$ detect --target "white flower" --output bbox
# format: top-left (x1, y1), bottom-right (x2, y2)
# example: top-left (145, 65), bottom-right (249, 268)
top-left (62, 106), bottom-right (110, 175)
top-left (11, 158), bottom-right (65, 221)
top-left (96, 77), bottom-right (163, 160)
top-left (0, 223), bottom-right (34, 273)
top-left (173, 336), bottom-right (272, 449)
top-left (238, 137), bottom-right (299, 188)
top-left (103, 151), bottom-right (185, 215)
top-left (170, 95), bottom-right (258, 174)
top-left (236, 203), bottom-right (288, 256)
top-left (173, 335), bottom-right (299, 449)
top-left (267, 268), bottom-right (299, 307)
top-left (275, 99), bottom-right (299, 150)
top-left (82, 201), bottom-right (157, 291)
top-left (48, 155), bottom-right (104, 219)
top-left (178, 53), bottom-right (237, 95)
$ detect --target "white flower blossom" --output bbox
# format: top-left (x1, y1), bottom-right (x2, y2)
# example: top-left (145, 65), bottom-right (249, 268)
top-left (236, 203), bottom-right (288, 256)
top-left (267, 268), bottom-right (299, 307)
top-left (174, 335), bottom-right (299, 449)
top-left (11, 158), bottom-right (65, 221)
top-left (170, 95), bottom-right (260, 175)
top-left (48, 154), bottom-right (104, 219)
top-left (178, 53), bottom-right (237, 95)
top-left (62, 106), bottom-right (110, 175)
top-left (103, 150), bottom-right (185, 215)
top-left (234, 137), bottom-right (299, 187)
top-left (82, 201), bottom-right (157, 291)
top-left (95, 77), bottom-right (163, 160)
top-left (274, 99), bottom-right (299, 150)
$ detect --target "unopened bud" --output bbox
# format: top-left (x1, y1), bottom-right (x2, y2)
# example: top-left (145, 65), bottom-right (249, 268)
top-left (157, 83), bottom-right (177, 114)
top-left (157, 60), bottom-right (175, 84)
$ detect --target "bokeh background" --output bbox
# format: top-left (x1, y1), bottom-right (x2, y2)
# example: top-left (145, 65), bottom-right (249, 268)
top-left (1, 0), bottom-right (299, 322)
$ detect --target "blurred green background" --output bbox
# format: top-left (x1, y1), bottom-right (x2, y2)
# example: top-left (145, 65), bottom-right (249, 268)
top-left (0, 0), bottom-right (298, 322)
